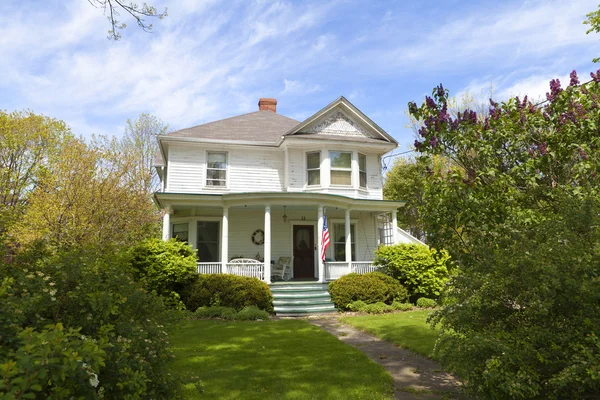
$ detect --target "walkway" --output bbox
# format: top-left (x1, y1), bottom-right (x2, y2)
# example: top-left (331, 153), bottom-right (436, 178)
top-left (308, 316), bottom-right (467, 400)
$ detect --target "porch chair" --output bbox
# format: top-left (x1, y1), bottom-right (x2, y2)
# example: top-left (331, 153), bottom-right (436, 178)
top-left (271, 257), bottom-right (291, 281)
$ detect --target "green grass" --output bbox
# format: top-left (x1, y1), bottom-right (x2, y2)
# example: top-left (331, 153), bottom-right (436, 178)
top-left (169, 319), bottom-right (394, 399)
top-left (340, 310), bottom-right (441, 359)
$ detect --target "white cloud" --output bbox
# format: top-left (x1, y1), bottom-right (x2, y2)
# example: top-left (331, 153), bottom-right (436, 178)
top-left (282, 79), bottom-right (321, 95)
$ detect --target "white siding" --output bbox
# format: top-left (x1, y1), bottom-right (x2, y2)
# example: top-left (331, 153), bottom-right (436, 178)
top-left (165, 142), bottom-right (385, 199)
top-left (287, 148), bottom-right (304, 190)
top-left (229, 148), bottom-right (283, 192)
top-left (167, 145), bottom-right (204, 192)
top-left (166, 144), bottom-right (284, 194)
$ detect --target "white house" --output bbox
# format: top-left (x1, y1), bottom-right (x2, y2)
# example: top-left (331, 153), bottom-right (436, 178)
top-left (154, 96), bottom-right (414, 285)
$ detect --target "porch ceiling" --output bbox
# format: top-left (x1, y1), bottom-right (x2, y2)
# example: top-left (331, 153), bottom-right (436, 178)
top-left (154, 191), bottom-right (404, 213)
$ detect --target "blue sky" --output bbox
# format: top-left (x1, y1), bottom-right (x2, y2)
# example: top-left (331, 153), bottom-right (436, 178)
top-left (1, 0), bottom-right (598, 154)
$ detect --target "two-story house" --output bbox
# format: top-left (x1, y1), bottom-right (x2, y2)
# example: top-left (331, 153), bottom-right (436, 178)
top-left (154, 97), bottom-right (409, 285)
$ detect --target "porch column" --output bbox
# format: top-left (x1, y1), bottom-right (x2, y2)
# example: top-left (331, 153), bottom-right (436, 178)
top-left (162, 207), bottom-right (171, 241)
top-left (264, 205), bottom-right (272, 284)
top-left (345, 209), bottom-right (352, 264)
top-left (221, 206), bottom-right (229, 274)
top-left (317, 205), bottom-right (324, 283)
top-left (392, 209), bottom-right (399, 244)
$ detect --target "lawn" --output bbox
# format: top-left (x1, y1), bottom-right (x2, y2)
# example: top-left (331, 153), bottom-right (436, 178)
top-left (340, 310), bottom-right (441, 359)
top-left (169, 319), bottom-right (394, 399)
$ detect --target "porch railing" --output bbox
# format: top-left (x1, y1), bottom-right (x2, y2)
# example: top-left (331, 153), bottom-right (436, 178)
top-left (226, 262), bottom-right (264, 280)
top-left (198, 260), bottom-right (375, 281)
top-left (197, 262), bottom-right (222, 274)
top-left (324, 261), bottom-right (379, 280)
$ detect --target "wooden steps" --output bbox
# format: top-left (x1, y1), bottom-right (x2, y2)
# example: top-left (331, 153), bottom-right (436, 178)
top-left (270, 282), bottom-right (336, 317)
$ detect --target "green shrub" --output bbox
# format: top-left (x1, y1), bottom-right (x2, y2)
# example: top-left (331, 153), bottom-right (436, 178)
top-left (348, 300), bottom-right (368, 311)
top-left (235, 306), bottom-right (270, 321)
top-left (361, 302), bottom-right (392, 314)
top-left (374, 244), bottom-right (451, 300)
top-left (0, 249), bottom-right (180, 399)
top-left (126, 238), bottom-right (197, 308)
top-left (183, 274), bottom-right (274, 313)
top-left (416, 297), bottom-right (437, 308)
top-left (195, 306), bottom-right (237, 320)
top-left (391, 300), bottom-right (414, 311)
top-left (328, 272), bottom-right (408, 310)
top-left (348, 300), bottom-right (395, 314)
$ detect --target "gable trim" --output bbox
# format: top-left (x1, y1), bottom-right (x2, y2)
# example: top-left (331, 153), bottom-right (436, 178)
top-left (284, 96), bottom-right (398, 144)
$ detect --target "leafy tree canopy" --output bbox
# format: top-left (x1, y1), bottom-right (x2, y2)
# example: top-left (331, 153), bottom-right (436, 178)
top-left (408, 70), bottom-right (600, 399)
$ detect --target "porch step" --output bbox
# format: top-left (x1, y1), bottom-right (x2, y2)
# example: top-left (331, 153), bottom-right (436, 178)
top-left (270, 282), bottom-right (337, 317)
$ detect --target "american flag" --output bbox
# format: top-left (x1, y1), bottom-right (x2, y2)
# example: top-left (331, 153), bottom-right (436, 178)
top-left (321, 212), bottom-right (330, 261)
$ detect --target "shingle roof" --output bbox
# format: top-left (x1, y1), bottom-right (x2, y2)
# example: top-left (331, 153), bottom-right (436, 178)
top-left (163, 111), bottom-right (300, 144)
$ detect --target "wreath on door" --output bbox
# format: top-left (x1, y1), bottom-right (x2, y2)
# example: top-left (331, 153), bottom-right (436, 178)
top-left (251, 229), bottom-right (264, 245)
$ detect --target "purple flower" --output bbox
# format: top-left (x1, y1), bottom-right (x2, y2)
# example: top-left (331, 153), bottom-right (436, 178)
top-left (414, 140), bottom-right (423, 149)
top-left (483, 117), bottom-right (489, 130)
top-left (439, 103), bottom-right (450, 123)
top-left (578, 147), bottom-right (589, 160)
top-left (569, 70), bottom-right (579, 86)
top-left (489, 98), bottom-right (499, 108)
top-left (591, 69), bottom-right (600, 83)
top-left (425, 96), bottom-right (436, 109)
top-left (539, 142), bottom-right (548, 156)
top-left (546, 78), bottom-right (563, 101)
top-left (418, 127), bottom-right (427, 137)
top-left (430, 136), bottom-right (439, 147)
top-left (436, 84), bottom-right (445, 98)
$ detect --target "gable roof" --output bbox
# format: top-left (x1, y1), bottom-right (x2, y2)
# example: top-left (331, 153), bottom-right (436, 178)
top-left (161, 111), bottom-right (300, 145)
top-left (284, 96), bottom-right (397, 144)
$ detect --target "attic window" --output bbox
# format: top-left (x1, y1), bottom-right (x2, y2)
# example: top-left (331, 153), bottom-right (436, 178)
top-left (330, 151), bottom-right (352, 186)
top-left (206, 152), bottom-right (227, 187)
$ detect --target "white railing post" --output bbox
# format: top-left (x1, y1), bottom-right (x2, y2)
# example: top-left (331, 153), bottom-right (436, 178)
top-left (221, 206), bottom-right (229, 274)
top-left (264, 205), bottom-right (271, 283)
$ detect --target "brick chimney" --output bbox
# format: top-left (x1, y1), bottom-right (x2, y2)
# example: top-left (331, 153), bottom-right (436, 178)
top-left (258, 98), bottom-right (277, 113)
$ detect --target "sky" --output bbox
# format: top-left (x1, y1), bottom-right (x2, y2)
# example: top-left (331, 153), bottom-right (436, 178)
top-left (1, 0), bottom-right (599, 156)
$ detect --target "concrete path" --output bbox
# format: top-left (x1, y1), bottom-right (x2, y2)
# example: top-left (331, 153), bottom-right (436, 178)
top-left (308, 316), bottom-right (467, 400)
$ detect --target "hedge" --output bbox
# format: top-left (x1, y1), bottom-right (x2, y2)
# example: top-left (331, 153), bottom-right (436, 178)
top-left (328, 272), bottom-right (408, 310)
top-left (182, 274), bottom-right (274, 313)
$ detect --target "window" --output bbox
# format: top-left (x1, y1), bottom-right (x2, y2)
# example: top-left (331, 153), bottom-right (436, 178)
top-left (333, 223), bottom-right (356, 261)
top-left (197, 221), bottom-right (220, 262)
top-left (359, 153), bottom-right (367, 188)
top-left (330, 151), bottom-right (352, 185)
top-left (206, 152), bottom-right (227, 187)
top-left (172, 223), bottom-right (189, 243)
top-left (306, 151), bottom-right (320, 186)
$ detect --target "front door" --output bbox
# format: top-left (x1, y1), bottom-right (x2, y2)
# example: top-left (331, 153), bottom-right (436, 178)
top-left (293, 225), bottom-right (315, 279)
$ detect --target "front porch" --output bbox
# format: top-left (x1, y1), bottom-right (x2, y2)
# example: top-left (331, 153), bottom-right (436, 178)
top-left (155, 192), bottom-right (403, 283)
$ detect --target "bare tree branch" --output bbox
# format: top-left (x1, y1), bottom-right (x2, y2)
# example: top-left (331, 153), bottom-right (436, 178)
top-left (88, 0), bottom-right (168, 40)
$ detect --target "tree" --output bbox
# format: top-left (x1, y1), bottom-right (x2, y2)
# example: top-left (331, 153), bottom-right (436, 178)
top-left (408, 70), bottom-right (600, 399)
top-left (87, 0), bottom-right (168, 40)
top-left (15, 135), bottom-right (160, 252)
top-left (383, 155), bottom-right (449, 241)
top-left (584, 4), bottom-right (600, 62)
top-left (115, 113), bottom-right (168, 195)
top-left (0, 111), bottom-right (70, 240)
